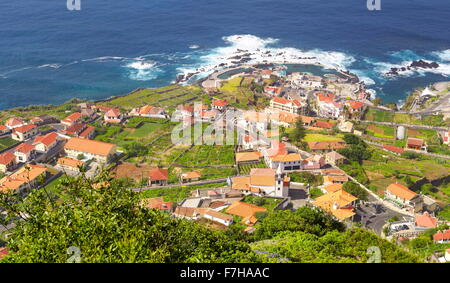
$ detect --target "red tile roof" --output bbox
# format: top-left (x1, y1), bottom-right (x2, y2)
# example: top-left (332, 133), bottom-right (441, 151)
top-left (415, 212), bottom-right (438, 228)
top-left (0, 152), bottom-right (16, 165)
top-left (317, 93), bottom-right (335, 102)
top-left (33, 132), bottom-right (58, 146)
top-left (314, 121), bottom-right (333, 129)
top-left (14, 124), bottom-right (37, 134)
top-left (347, 100), bottom-right (365, 109)
top-left (105, 108), bottom-right (121, 117)
top-left (148, 168), bottom-right (168, 181)
top-left (5, 118), bottom-right (24, 127)
top-left (433, 229), bottom-right (450, 242)
top-left (212, 99), bottom-right (229, 107)
top-left (407, 138), bottom-right (424, 147)
top-left (15, 143), bottom-right (35, 154)
top-left (383, 145), bottom-right (404, 155)
top-left (63, 112), bottom-right (82, 123)
top-left (386, 183), bottom-right (417, 200)
top-left (79, 126), bottom-right (95, 139)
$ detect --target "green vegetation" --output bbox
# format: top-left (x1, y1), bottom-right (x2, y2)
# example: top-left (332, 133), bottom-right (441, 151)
top-left (338, 134), bottom-right (372, 164)
top-left (363, 108), bottom-right (449, 126)
top-left (343, 181), bottom-right (368, 201)
top-left (289, 172), bottom-right (323, 186)
top-left (0, 137), bottom-right (19, 151)
top-left (252, 229), bottom-right (420, 263)
top-left (242, 195), bottom-right (281, 210)
top-left (309, 188), bottom-right (324, 199)
top-left (238, 160), bottom-right (267, 175)
top-left (176, 145), bottom-right (235, 166)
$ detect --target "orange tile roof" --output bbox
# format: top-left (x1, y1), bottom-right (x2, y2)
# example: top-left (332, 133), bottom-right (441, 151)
top-left (148, 168), bottom-right (168, 181)
top-left (63, 112), bottom-right (82, 123)
top-left (314, 189), bottom-right (357, 220)
top-left (0, 164), bottom-right (47, 192)
top-left (314, 121), bottom-right (333, 129)
top-left (13, 124), bottom-right (37, 134)
top-left (317, 92), bottom-right (335, 103)
top-left (15, 143), bottom-right (35, 154)
top-left (386, 183), bottom-right (417, 200)
top-left (212, 99), bottom-right (229, 107)
top-left (79, 126), bottom-right (95, 139)
top-left (415, 212), bottom-right (438, 228)
top-left (323, 175), bottom-right (349, 183)
top-left (142, 197), bottom-right (173, 211)
top-left (308, 141), bottom-right (346, 151)
top-left (64, 137), bottom-right (116, 157)
top-left (383, 145), bottom-right (405, 154)
top-left (181, 171), bottom-right (201, 179)
top-left (235, 152), bottom-right (262, 163)
top-left (33, 132), bottom-right (58, 146)
top-left (57, 157), bottom-right (84, 168)
top-left (204, 209), bottom-right (233, 221)
top-left (5, 118), bottom-right (24, 127)
top-left (0, 125), bottom-right (8, 131)
top-left (407, 138), bottom-right (424, 147)
top-left (226, 201), bottom-right (267, 220)
top-left (433, 229), bottom-right (450, 242)
top-left (250, 168), bottom-right (276, 186)
top-left (324, 183), bottom-right (343, 193)
top-left (347, 100), bottom-right (365, 109)
top-left (270, 153), bottom-right (301, 162)
top-left (105, 108), bottom-right (121, 117)
top-left (0, 152), bottom-right (15, 165)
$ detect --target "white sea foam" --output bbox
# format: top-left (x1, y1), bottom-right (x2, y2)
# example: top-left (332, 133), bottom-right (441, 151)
top-left (177, 34), bottom-right (356, 82)
top-left (431, 49), bottom-right (450, 62)
top-left (125, 60), bottom-right (163, 81)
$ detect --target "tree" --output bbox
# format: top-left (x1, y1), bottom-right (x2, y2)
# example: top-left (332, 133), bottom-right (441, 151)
top-left (0, 170), bottom-right (259, 263)
top-left (290, 117), bottom-right (306, 143)
top-left (343, 181), bottom-right (368, 201)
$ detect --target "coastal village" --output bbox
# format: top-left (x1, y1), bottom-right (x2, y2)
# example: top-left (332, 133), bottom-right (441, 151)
top-left (0, 63), bottom-right (449, 262)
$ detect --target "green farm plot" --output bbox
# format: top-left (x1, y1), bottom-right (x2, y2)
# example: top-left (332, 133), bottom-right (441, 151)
top-left (176, 145), bottom-right (235, 166)
top-left (0, 137), bottom-right (19, 151)
top-left (304, 133), bottom-right (344, 142)
top-left (363, 109), bottom-right (394, 123)
top-left (105, 85), bottom-right (209, 109)
top-left (239, 161), bottom-right (267, 175)
top-left (365, 124), bottom-right (395, 139)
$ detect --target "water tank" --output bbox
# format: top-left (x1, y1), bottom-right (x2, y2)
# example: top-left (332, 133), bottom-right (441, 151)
top-left (397, 126), bottom-right (405, 140)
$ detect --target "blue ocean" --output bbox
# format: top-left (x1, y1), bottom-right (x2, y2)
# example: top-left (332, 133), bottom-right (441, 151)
top-left (1, 0), bottom-right (449, 109)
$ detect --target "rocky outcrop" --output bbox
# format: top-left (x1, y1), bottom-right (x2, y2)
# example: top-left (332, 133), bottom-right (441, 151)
top-left (386, 60), bottom-right (440, 76)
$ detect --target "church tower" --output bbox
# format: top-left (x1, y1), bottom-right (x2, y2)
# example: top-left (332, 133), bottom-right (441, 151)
top-left (275, 163), bottom-right (288, 197)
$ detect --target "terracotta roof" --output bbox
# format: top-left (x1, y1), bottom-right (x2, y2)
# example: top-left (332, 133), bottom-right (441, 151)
top-left (407, 138), bottom-right (424, 147)
top-left (0, 164), bottom-right (47, 192)
top-left (308, 141), bottom-right (346, 150)
top-left (79, 126), bottom-right (95, 138)
top-left (212, 99), bottom-right (229, 107)
top-left (386, 183), bottom-right (417, 200)
top-left (261, 70), bottom-right (272, 75)
top-left (33, 132), bottom-right (58, 146)
top-left (250, 168), bottom-right (276, 186)
top-left (15, 143), bottom-right (35, 154)
top-left (142, 197), bottom-right (173, 211)
top-left (5, 118), bottom-right (24, 127)
top-left (0, 152), bottom-right (16, 165)
top-left (209, 201), bottom-right (227, 209)
top-left (433, 229), bottom-right (450, 242)
top-left (314, 121), bottom-right (333, 129)
top-left (93, 105), bottom-right (114, 112)
top-left (270, 153), bottom-right (301, 162)
top-left (63, 112), bottom-right (82, 123)
top-left (317, 93), bottom-right (335, 102)
top-left (323, 175), bottom-right (349, 183)
top-left (0, 125), bottom-right (8, 131)
top-left (174, 206), bottom-right (208, 218)
top-left (65, 123), bottom-right (86, 135)
top-left (13, 124), bottom-right (37, 134)
top-left (314, 189), bottom-right (357, 220)
top-left (324, 183), bottom-right (343, 193)
top-left (347, 100), bottom-right (365, 109)
top-left (181, 171), bottom-right (201, 179)
top-left (266, 141), bottom-right (288, 157)
top-left (204, 209), bottom-right (233, 221)
top-left (320, 168), bottom-right (346, 175)
top-left (235, 152), bottom-right (262, 163)
top-left (64, 137), bottom-right (116, 157)
top-left (177, 105), bottom-right (194, 113)
top-left (105, 108), bottom-right (121, 117)
top-left (243, 111), bottom-right (268, 122)
top-left (148, 168), bottom-right (168, 181)
top-left (383, 145), bottom-right (405, 154)
top-left (415, 212), bottom-right (438, 228)
top-left (57, 157), bottom-right (84, 168)
top-left (226, 201), bottom-right (267, 220)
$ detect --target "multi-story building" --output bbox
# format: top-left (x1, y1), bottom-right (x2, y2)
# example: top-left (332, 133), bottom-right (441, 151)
top-left (64, 137), bottom-right (116, 164)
